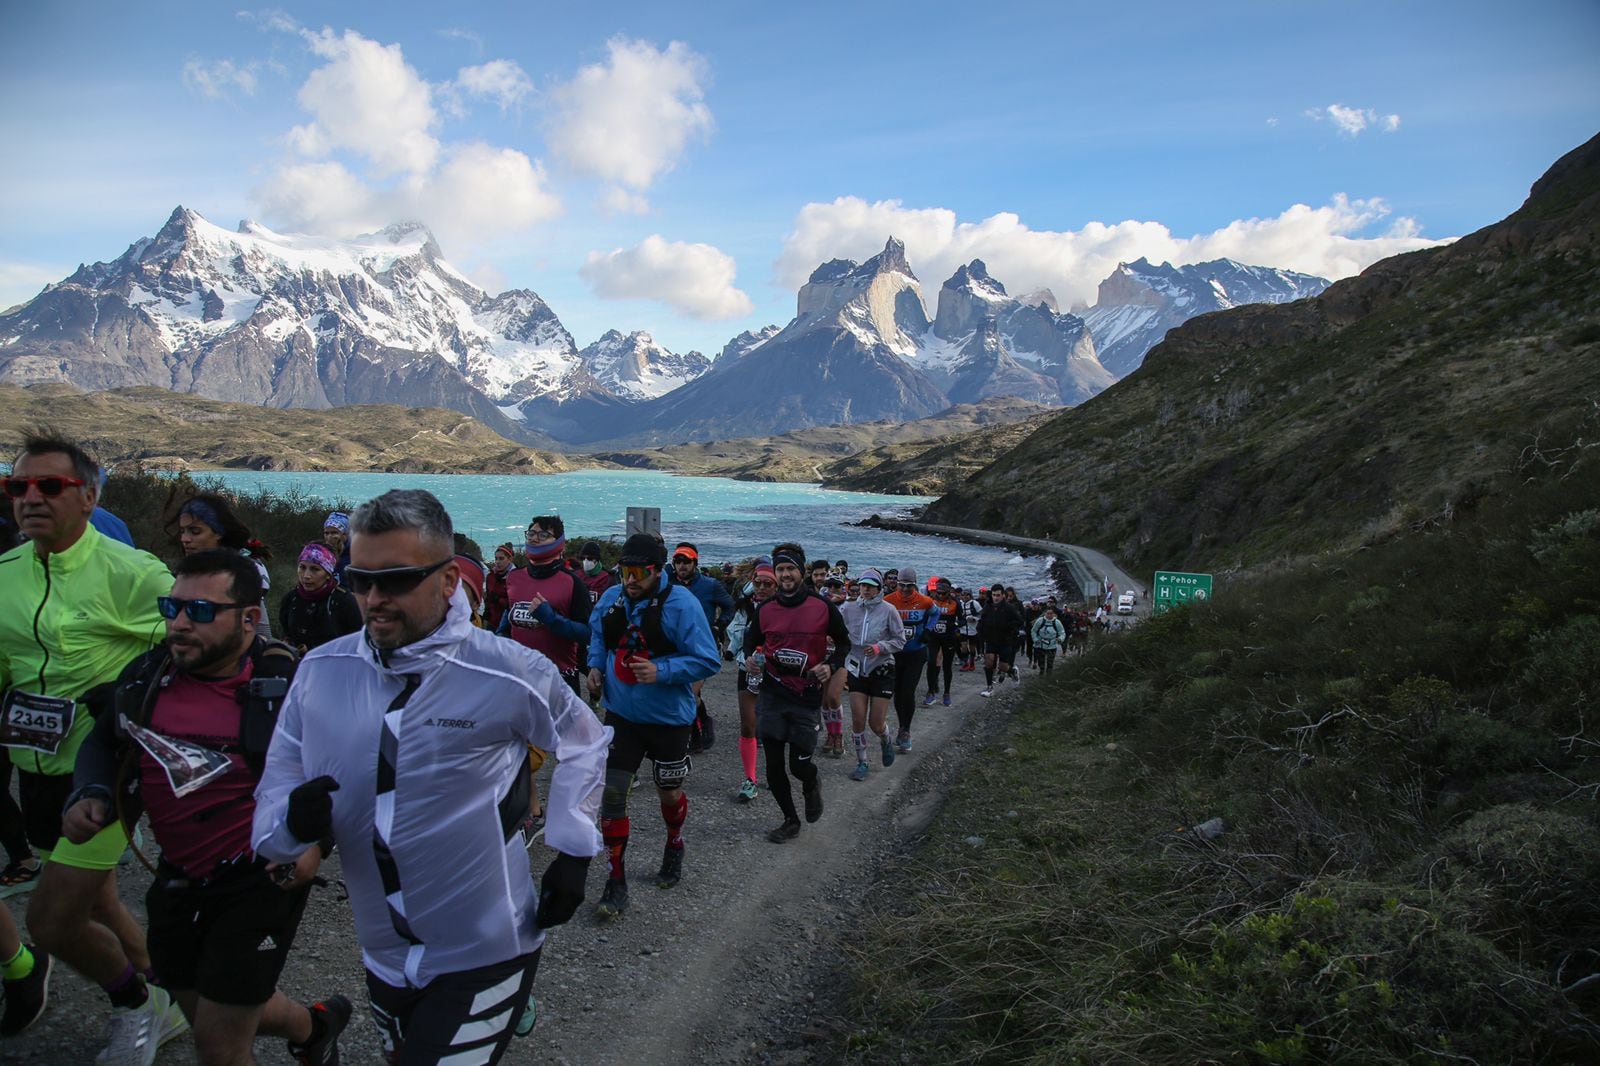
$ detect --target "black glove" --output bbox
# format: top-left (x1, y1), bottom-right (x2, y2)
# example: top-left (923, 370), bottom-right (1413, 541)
top-left (535, 852), bottom-right (591, 929)
top-left (286, 775), bottom-right (340, 844)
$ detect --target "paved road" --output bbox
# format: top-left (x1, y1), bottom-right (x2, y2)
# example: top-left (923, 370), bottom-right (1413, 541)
top-left (872, 520), bottom-right (1148, 614)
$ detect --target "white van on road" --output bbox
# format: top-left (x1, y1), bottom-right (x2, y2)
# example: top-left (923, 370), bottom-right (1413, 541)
top-left (1116, 591), bottom-right (1136, 614)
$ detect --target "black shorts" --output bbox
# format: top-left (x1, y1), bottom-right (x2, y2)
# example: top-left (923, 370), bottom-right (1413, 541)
top-left (756, 689), bottom-right (820, 753)
top-left (985, 641), bottom-right (1016, 662)
top-left (146, 864), bottom-right (310, 1006)
top-left (604, 713), bottom-right (692, 775)
top-left (368, 949), bottom-right (540, 1065)
top-left (16, 769), bottom-right (72, 853)
top-left (846, 665), bottom-right (895, 700)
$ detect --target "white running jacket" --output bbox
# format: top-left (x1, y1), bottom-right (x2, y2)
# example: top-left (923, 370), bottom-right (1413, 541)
top-left (252, 586), bottom-right (609, 988)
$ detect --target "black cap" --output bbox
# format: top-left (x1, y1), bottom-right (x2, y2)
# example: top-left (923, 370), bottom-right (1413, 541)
top-left (580, 540), bottom-right (603, 559)
top-left (619, 533), bottom-right (665, 567)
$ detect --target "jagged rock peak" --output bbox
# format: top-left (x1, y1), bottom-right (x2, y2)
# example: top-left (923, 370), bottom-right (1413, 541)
top-left (862, 236), bottom-right (915, 279)
top-left (944, 259), bottom-right (1007, 295)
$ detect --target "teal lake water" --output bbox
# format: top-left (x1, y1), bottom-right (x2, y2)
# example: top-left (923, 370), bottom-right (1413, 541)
top-left (199, 468), bottom-right (1057, 594)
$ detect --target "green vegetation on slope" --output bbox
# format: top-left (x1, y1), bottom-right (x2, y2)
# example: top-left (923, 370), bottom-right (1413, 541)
top-left (925, 134), bottom-right (1600, 575)
top-left (845, 414), bottom-right (1600, 1063)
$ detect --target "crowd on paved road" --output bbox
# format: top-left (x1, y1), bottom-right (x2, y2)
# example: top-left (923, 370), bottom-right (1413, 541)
top-left (0, 431), bottom-right (1117, 1065)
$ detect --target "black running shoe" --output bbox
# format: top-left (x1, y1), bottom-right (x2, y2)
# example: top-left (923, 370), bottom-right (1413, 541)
top-left (0, 946), bottom-right (50, 1037)
top-left (595, 877), bottom-right (629, 919)
top-left (803, 780), bottom-right (824, 823)
top-left (288, 994), bottom-right (352, 1065)
top-left (656, 844), bottom-right (684, 889)
top-left (699, 714), bottom-right (716, 752)
top-left (766, 817), bottom-right (801, 843)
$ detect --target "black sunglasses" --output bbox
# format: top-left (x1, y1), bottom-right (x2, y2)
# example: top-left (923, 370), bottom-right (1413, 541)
top-left (4, 476), bottom-right (87, 499)
top-left (157, 596), bottom-right (250, 623)
top-left (345, 558), bottom-right (452, 597)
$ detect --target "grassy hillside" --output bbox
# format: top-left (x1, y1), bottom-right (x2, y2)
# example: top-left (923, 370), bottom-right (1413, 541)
top-left (924, 134), bottom-right (1600, 575)
top-left (846, 406), bottom-right (1600, 1063)
top-left (0, 383), bottom-right (576, 475)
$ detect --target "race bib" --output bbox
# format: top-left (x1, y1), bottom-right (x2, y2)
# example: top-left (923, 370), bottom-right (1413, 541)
top-left (509, 602), bottom-right (543, 629)
top-left (0, 691), bottom-right (76, 755)
top-left (119, 714), bottom-right (234, 798)
top-left (772, 647), bottom-right (809, 676)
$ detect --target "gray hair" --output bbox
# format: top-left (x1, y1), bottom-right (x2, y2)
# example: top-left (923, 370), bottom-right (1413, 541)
top-left (351, 489), bottom-right (454, 556)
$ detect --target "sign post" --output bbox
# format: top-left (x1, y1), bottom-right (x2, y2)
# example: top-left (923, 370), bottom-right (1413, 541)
top-left (1152, 571), bottom-right (1214, 616)
top-left (625, 507), bottom-right (661, 538)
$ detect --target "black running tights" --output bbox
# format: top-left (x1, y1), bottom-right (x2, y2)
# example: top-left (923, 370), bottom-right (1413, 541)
top-left (925, 643), bottom-right (956, 695)
top-left (893, 648), bottom-right (927, 733)
top-left (762, 739), bottom-right (817, 822)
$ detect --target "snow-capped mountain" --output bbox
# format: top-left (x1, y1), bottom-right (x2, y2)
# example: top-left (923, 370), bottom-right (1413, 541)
top-left (579, 330), bottom-right (711, 401)
top-left (917, 259), bottom-right (1114, 405)
top-left (1080, 258), bottom-right (1331, 377)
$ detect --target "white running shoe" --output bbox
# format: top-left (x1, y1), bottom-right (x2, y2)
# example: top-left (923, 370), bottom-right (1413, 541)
top-left (95, 983), bottom-right (189, 1066)
top-left (980, 688), bottom-right (993, 698)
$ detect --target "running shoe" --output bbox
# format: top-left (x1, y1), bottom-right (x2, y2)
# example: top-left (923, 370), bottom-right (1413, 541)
top-left (0, 946), bottom-right (50, 1036)
top-left (850, 761), bottom-right (869, 781)
top-left (95, 982), bottom-right (188, 1066)
top-left (656, 844), bottom-right (684, 889)
top-left (942, 694), bottom-right (951, 707)
top-left (923, 692), bottom-right (937, 707)
top-left (803, 780), bottom-right (824, 823)
top-left (514, 997), bottom-right (538, 1038)
top-left (595, 877), bottom-right (629, 920)
top-left (981, 688), bottom-right (993, 697)
top-left (880, 734), bottom-right (896, 767)
top-left (1010, 668), bottom-right (1020, 682)
top-left (736, 777), bottom-right (759, 802)
top-left (288, 994), bottom-right (352, 1065)
top-left (767, 817), bottom-right (801, 843)
top-left (0, 859), bottom-right (41, 898)
top-left (895, 733), bottom-right (913, 754)
top-left (700, 715), bottom-right (717, 752)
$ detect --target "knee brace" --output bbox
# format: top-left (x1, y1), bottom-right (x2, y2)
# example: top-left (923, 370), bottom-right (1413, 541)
top-left (652, 754), bottom-right (692, 790)
top-left (601, 767), bottom-right (635, 819)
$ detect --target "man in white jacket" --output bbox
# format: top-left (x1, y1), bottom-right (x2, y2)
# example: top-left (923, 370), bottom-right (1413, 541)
top-left (252, 489), bottom-right (609, 1065)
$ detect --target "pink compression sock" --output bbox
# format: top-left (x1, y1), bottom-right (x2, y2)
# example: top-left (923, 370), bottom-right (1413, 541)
top-left (740, 736), bottom-right (759, 782)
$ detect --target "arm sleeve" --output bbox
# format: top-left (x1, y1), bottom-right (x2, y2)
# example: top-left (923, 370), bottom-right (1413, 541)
top-left (712, 581), bottom-right (734, 632)
top-left (519, 663), bottom-right (610, 859)
top-left (881, 608), bottom-right (907, 655)
top-left (250, 679), bottom-right (313, 863)
top-left (825, 601), bottom-right (850, 669)
top-left (655, 593), bottom-right (722, 688)
top-left (71, 662), bottom-right (137, 798)
top-left (742, 602), bottom-right (764, 658)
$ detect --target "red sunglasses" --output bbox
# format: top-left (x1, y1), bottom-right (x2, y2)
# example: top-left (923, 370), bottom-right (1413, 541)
top-left (4, 476), bottom-right (87, 499)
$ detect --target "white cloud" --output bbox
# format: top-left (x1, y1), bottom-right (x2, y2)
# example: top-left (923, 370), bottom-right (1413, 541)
top-left (545, 37), bottom-right (713, 189)
top-left (598, 187), bottom-right (651, 216)
top-left (776, 196), bottom-right (1452, 311)
top-left (288, 29), bottom-right (438, 176)
top-left (454, 59), bottom-right (533, 111)
top-left (256, 144), bottom-right (559, 251)
top-left (581, 235), bottom-right (752, 320)
top-left (182, 58), bottom-right (258, 99)
top-left (1311, 103), bottom-right (1402, 137)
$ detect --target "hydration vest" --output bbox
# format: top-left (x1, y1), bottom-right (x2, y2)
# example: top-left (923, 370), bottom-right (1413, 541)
top-left (600, 584), bottom-right (680, 658)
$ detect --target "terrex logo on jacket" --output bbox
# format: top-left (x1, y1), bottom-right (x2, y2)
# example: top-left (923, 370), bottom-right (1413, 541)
top-left (885, 589), bottom-right (936, 653)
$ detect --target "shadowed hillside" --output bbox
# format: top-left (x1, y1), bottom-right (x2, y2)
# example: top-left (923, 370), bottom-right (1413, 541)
top-left (922, 133), bottom-right (1600, 573)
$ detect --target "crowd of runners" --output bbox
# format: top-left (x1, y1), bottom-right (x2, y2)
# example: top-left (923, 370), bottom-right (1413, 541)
top-left (0, 431), bottom-right (1113, 1065)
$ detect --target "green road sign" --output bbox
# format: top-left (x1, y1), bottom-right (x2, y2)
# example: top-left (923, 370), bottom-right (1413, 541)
top-left (1152, 571), bottom-right (1214, 616)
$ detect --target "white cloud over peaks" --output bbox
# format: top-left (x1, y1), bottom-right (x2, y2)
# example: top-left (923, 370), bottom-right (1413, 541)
top-left (255, 144), bottom-right (559, 252)
top-left (183, 58), bottom-right (258, 99)
top-left (454, 59), bottom-right (533, 111)
top-left (581, 236), bottom-right (752, 320)
top-left (1312, 103), bottom-right (1402, 137)
top-left (288, 29), bottom-right (439, 175)
top-left (545, 38), bottom-right (713, 189)
top-left (777, 197), bottom-right (1452, 311)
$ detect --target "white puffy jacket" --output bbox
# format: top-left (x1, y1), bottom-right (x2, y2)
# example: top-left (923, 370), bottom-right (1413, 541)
top-left (252, 586), bottom-right (609, 988)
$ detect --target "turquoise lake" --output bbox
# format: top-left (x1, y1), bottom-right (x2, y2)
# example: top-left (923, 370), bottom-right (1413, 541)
top-left (199, 468), bottom-right (1058, 595)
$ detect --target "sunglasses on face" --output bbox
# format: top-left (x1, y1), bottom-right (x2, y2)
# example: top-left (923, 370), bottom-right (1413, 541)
top-left (620, 563), bottom-right (659, 583)
top-left (157, 596), bottom-right (249, 623)
top-left (4, 476), bottom-right (87, 499)
top-left (752, 579), bottom-right (777, 589)
top-left (345, 558), bottom-right (452, 597)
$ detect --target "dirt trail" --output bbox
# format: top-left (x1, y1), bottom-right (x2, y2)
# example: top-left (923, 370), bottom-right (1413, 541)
top-left (8, 659), bottom-right (1026, 1064)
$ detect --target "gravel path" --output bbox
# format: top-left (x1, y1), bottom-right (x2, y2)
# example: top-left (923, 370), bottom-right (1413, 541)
top-left (5, 658), bottom-right (1030, 1064)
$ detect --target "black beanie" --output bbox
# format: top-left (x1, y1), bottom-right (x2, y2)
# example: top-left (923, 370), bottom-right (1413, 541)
top-left (580, 540), bottom-right (603, 560)
top-left (619, 533), bottom-right (665, 566)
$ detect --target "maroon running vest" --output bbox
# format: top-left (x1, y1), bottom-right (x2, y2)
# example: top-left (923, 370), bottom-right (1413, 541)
top-left (754, 592), bottom-right (833, 704)
top-left (505, 566), bottom-right (583, 673)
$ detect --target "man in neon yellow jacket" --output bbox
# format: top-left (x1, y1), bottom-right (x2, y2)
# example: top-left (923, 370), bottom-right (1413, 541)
top-left (0, 433), bottom-right (186, 1058)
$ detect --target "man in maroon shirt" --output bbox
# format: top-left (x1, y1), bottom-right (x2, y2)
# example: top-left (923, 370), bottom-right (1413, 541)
top-left (63, 550), bottom-right (349, 1064)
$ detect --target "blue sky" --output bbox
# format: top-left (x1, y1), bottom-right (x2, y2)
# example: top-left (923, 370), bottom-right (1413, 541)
top-left (2, 1), bottom-right (1597, 355)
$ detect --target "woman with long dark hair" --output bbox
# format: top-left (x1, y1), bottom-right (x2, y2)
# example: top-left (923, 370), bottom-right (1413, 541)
top-left (167, 490), bottom-right (276, 638)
